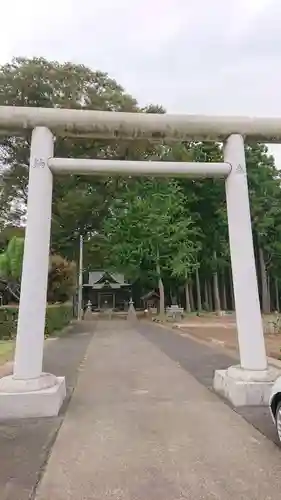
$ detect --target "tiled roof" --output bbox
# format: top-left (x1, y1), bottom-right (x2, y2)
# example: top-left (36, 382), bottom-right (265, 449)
top-left (88, 271), bottom-right (125, 285)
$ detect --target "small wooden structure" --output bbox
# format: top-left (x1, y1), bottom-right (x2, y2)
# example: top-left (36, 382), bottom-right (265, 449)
top-left (141, 291), bottom-right (160, 312)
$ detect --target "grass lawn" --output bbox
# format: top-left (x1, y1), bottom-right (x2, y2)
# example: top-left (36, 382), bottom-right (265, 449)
top-left (0, 340), bottom-right (15, 366)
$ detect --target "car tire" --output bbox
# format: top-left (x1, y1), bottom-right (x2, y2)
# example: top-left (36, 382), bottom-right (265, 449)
top-left (276, 401), bottom-right (281, 444)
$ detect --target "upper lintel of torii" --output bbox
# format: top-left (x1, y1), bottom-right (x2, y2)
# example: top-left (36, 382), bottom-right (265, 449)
top-left (0, 106), bottom-right (281, 142)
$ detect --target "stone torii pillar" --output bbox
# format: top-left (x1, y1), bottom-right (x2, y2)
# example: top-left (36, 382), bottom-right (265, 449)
top-left (213, 134), bottom-right (279, 406)
top-left (0, 127), bottom-right (66, 418)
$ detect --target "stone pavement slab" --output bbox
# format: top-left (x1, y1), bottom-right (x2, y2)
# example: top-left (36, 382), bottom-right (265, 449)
top-left (0, 322), bottom-right (93, 500)
top-left (35, 321), bottom-right (281, 500)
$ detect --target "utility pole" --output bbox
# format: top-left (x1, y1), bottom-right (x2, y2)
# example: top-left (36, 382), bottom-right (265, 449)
top-left (78, 234), bottom-right (83, 320)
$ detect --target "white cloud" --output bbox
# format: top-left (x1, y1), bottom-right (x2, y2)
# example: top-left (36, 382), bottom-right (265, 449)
top-left (1, 0), bottom-right (281, 163)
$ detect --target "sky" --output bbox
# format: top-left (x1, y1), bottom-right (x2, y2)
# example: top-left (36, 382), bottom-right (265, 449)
top-left (1, 0), bottom-right (281, 163)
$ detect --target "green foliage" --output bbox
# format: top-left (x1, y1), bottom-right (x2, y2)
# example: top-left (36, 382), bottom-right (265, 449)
top-left (0, 236), bottom-right (24, 280)
top-left (0, 304), bottom-right (73, 340)
top-left (0, 235), bottom-right (76, 304)
top-left (246, 143), bottom-right (281, 268)
top-left (0, 225), bottom-right (25, 252)
top-left (44, 304), bottom-right (74, 337)
top-left (1, 56), bottom-right (281, 312)
top-left (0, 56), bottom-right (138, 262)
top-left (0, 236), bottom-right (76, 303)
top-left (103, 178), bottom-right (200, 283)
top-left (0, 253), bottom-right (9, 278)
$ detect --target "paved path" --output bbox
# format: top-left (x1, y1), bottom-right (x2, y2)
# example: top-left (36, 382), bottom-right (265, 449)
top-left (35, 321), bottom-right (281, 500)
top-left (138, 322), bottom-right (278, 444)
top-left (0, 322), bottom-right (93, 500)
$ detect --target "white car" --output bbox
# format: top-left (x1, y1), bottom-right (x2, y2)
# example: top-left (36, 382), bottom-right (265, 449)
top-left (269, 377), bottom-right (281, 443)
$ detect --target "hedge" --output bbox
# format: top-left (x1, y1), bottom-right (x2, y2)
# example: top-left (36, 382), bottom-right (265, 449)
top-left (0, 303), bottom-right (73, 340)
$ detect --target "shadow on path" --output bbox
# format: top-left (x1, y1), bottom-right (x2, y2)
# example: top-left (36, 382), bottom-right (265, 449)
top-left (137, 322), bottom-right (279, 446)
top-left (0, 321), bottom-right (94, 500)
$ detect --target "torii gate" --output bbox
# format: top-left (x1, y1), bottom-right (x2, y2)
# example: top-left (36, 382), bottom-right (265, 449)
top-left (0, 107), bottom-right (279, 418)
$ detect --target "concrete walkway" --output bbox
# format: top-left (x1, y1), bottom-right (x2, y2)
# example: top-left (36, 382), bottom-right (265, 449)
top-left (35, 321), bottom-right (281, 500)
top-left (0, 322), bottom-right (93, 500)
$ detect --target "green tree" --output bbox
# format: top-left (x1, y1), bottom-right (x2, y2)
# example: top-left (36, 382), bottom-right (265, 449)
top-left (0, 236), bottom-right (76, 304)
top-left (0, 57), bottom-right (167, 268)
top-left (246, 143), bottom-right (281, 313)
top-left (164, 141), bottom-right (228, 312)
top-left (2, 56), bottom-right (281, 316)
top-left (0, 225), bottom-right (25, 252)
top-left (103, 178), bottom-right (199, 314)
top-left (0, 236), bottom-right (24, 281)
top-left (0, 236), bottom-right (24, 302)
top-left (0, 57), bottom-right (139, 262)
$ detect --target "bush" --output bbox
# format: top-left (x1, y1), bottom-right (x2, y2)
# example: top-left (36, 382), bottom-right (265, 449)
top-left (45, 303), bottom-right (74, 337)
top-left (0, 303), bottom-right (73, 340)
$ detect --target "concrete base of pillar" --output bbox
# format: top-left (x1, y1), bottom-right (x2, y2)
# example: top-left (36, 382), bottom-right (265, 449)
top-left (0, 374), bottom-right (66, 419)
top-left (213, 365), bottom-right (281, 407)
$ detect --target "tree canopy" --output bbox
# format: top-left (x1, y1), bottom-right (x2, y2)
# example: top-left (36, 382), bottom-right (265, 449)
top-left (1, 56), bottom-right (281, 313)
top-left (103, 178), bottom-right (200, 314)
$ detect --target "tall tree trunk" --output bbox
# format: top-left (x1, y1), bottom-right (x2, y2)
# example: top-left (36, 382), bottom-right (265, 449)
top-left (229, 266), bottom-right (235, 311)
top-left (189, 283), bottom-right (194, 311)
top-left (259, 246), bottom-right (270, 314)
top-left (185, 281), bottom-right (191, 313)
top-left (156, 261), bottom-right (165, 316)
top-left (204, 280), bottom-right (209, 310)
top-left (268, 275), bottom-right (271, 313)
top-left (213, 272), bottom-right (221, 313)
top-left (275, 278), bottom-right (280, 312)
top-left (221, 273), bottom-right (227, 311)
top-left (171, 294), bottom-right (177, 305)
top-left (195, 267), bottom-right (202, 312)
top-left (207, 280), bottom-right (213, 311)
top-left (213, 251), bottom-right (221, 313)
